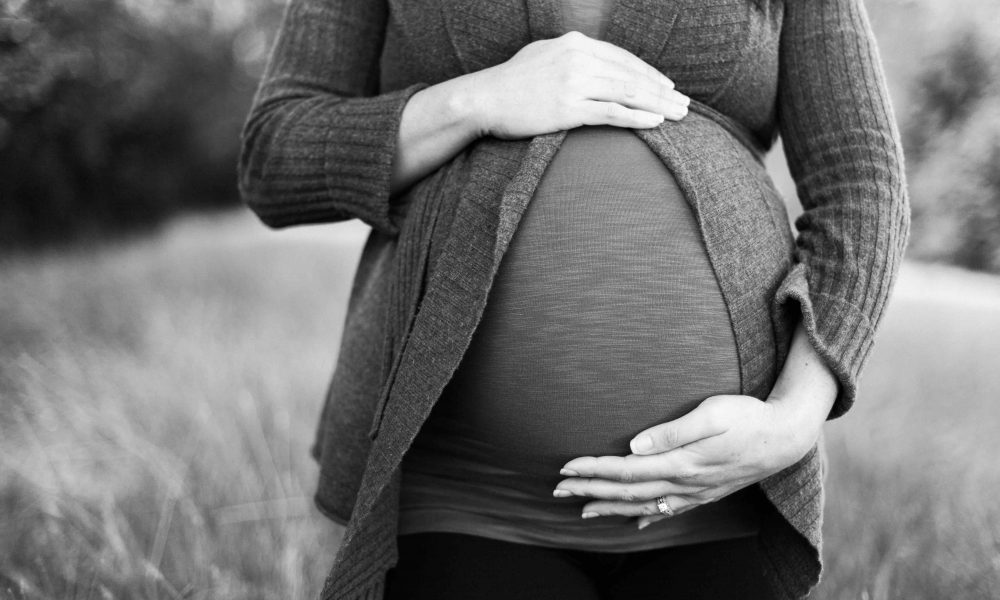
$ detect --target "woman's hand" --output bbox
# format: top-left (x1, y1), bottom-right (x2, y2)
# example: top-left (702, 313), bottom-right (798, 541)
top-left (390, 30), bottom-right (686, 195)
top-left (466, 30), bottom-right (690, 139)
top-left (553, 394), bottom-right (817, 527)
top-left (552, 323), bottom-right (839, 529)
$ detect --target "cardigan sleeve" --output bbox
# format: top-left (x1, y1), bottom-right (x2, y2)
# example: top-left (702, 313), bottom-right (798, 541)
top-left (237, 0), bottom-right (429, 235)
top-left (772, 0), bottom-right (910, 419)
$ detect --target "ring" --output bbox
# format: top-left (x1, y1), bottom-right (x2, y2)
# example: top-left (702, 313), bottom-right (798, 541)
top-left (655, 496), bottom-right (674, 517)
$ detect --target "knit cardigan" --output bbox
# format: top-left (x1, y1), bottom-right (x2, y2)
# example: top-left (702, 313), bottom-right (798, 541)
top-left (238, 0), bottom-right (910, 598)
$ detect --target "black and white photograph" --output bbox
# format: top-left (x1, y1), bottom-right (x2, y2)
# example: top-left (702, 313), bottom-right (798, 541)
top-left (2, 0), bottom-right (999, 598)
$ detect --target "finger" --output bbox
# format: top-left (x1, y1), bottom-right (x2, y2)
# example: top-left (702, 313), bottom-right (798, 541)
top-left (581, 495), bottom-right (699, 519)
top-left (629, 404), bottom-right (729, 456)
top-left (587, 76), bottom-right (690, 119)
top-left (588, 54), bottom-right (680, 118)
top-left (553, 477), bottom-right (703, 502)
top-left (556, 31), bottom-right (676, 101)
top-left (561, 451), bottom-right (695, 483)
top-left (577, 100), bottom-right (667, 128)
top-left (636, 514), bottom-right (667, 530)
top-left (581, 36), bottom-right (676, 91)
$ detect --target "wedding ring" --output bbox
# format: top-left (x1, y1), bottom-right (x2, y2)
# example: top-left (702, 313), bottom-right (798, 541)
top-left (655, 496), bottom-right (674, 517)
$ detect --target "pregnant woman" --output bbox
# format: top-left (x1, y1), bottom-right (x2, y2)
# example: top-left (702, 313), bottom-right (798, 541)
top-left (239, 0), bottom-right (909, 598)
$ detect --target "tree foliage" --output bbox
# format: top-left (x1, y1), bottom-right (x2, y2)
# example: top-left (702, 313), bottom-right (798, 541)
top-left (902, 27), bottom-right (1000, 273)
top-left (0, 0), bottom-right (282, 247)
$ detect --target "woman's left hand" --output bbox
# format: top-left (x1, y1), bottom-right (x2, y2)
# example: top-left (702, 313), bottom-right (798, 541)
top-left (553, 393), bottom-right (822, 529)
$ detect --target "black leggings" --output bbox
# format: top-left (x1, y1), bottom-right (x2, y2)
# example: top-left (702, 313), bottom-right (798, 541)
top-left (384, 532), bottom-right (775, 600)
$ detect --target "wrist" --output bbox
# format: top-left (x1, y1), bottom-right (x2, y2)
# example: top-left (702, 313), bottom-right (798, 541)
top-left (765, 392), bottom-right (826, 460)
top-left (443, 71), bottom-right (492, 140)
top-left (763, 323), bottom-right (839, 459)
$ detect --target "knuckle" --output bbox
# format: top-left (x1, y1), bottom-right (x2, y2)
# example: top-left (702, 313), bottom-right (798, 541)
top-left (619, 487), bottom-right (637, 502)
top-left (662, 425), bottom-right (680, 449)
top-left (676, 468), bottom-right (699, 483)
top-left (617, 468), bottom-right (634, 483)
top-left (605, 102), bottom-right (622, 120)
top-left (703, 413), bottom-right (722, 433)
top-left (703, 404), bottom-right (727, 430)
top-left (642, 503), bottom-right (660, 516)
top-left (596, 456), bottom-right (615, 469)
top-left (658, 80), bottom-right (670, 102)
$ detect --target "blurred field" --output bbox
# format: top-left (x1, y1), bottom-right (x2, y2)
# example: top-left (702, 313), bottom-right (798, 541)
top-left (0, 213), bottom-right (357, 600)
top-left (2, 212), bottom-right (999, 599)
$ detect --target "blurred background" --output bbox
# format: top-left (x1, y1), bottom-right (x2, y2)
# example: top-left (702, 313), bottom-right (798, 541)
top-left (1, 0), bottom-right (999, 598)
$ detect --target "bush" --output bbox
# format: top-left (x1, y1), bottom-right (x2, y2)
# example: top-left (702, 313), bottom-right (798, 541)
top-left (902, 27), bottom-right (1000, 273)
top-left (0, 0), bottom-right (282, 248)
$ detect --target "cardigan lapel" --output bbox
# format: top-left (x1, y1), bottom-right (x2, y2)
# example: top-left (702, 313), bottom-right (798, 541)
top-left (525, 0), bottom-right (564, 39)
top-left (603, 0), bottom-right (680, 65)
top-left (631, 112), bottom-right (787, 399)
top-left (322, 133), bottom-right (567, 596)
top-left (438, 0), bottom-right (533, 73)
top-left (341, 132), bottom-right (568, 529)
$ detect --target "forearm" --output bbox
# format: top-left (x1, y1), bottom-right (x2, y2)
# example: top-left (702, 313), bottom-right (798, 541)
top-left (773, 0), bottom-right (909, 418)
top-left (390, 73), bottom-right (485, 197)
top-left (765, 322), bottom-right (839, 453)
top-left (238, 0), bottom-right (432, 234)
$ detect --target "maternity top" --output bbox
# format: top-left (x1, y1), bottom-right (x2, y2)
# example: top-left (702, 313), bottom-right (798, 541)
top-left (398, 0), bottom-right (765, 551)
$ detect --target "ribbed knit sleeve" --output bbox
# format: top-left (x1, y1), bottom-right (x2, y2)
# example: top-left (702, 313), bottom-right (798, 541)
top-left (773, 0), bottom-right (910, 419)
top-left (238, 0), bottom-right (429, 235)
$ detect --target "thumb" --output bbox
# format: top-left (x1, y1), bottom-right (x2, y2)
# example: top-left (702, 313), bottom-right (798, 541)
top-left (637, 514), bottom-right (667, 530)
top-left (629, 398), bottom-right (729, 455)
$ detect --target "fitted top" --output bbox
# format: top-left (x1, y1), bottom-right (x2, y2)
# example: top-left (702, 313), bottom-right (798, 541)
top-left (560, 0), bottom-right (614, 38)
top-left (396, 0), bottom-right (763, 550)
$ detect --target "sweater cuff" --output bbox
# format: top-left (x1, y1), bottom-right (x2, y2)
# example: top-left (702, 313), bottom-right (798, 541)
top-left (251, 82), bottom-right (430, 234)
top-left (772, 262), bottom-right (876, 419)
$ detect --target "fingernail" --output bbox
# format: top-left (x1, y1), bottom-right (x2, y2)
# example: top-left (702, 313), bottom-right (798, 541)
top-left (581, 512), bottom-right (599, 519)
top-left (560, 468), bottom-right (579, 477)
top-left (637, 521), bottom-right (650, 530)
top-left (676, 93), bottom-right (691, 106)
top-left (630, 435), bottom-right (653, 454)
top-left (553, 489), bottom-right (572, 498)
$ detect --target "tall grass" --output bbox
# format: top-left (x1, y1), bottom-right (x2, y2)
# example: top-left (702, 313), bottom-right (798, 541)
top-left (818, 267), bottom-right (1000, 599)
top-left (3, 213), bottom-right (1000, 599)
top-left (0, 213), bottom-right (362, 599)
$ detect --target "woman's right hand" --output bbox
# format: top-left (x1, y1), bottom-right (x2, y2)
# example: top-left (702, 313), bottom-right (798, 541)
top-left (390, 31), bottom-right (688, 196)
top-left (469, 30), bottom-right (690, 140)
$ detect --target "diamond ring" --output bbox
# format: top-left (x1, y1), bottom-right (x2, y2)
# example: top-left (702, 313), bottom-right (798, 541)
top-left (655, 496), bottom-right (674, 517)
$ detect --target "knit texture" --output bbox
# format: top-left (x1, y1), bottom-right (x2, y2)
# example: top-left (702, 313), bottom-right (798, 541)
top-left (238, 0), bottom-right (910, 598)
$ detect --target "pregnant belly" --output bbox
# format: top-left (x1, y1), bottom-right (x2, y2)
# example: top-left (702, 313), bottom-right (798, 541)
top-left (408, 125), bottom-right (741, 479)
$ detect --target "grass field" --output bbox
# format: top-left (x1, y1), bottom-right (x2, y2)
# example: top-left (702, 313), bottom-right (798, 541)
top-left (2, 211), bottom-right (1000, 599)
